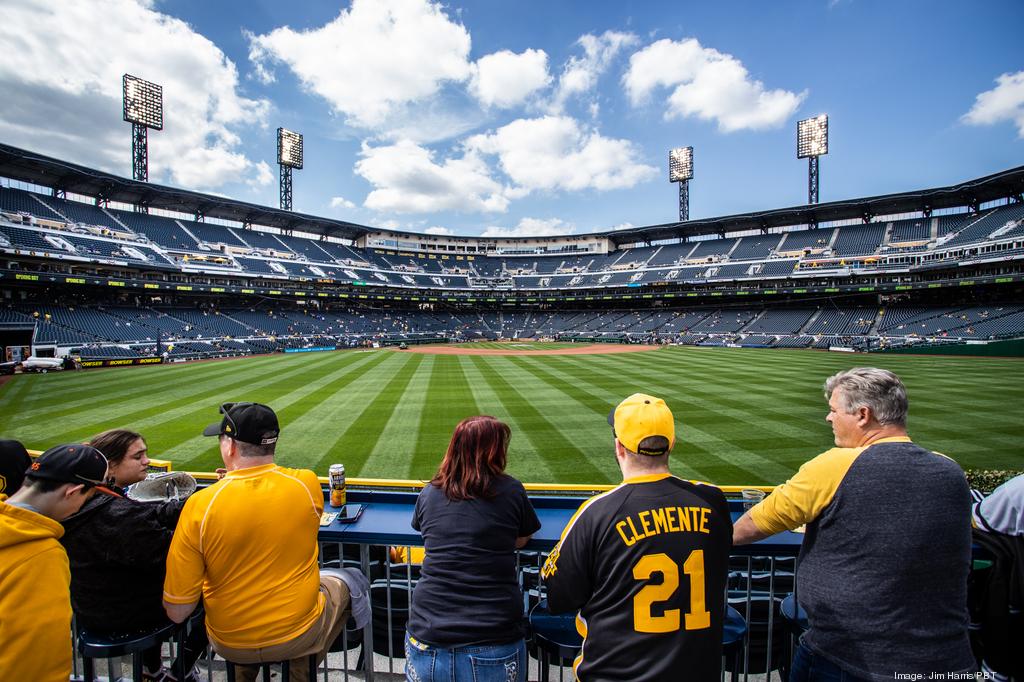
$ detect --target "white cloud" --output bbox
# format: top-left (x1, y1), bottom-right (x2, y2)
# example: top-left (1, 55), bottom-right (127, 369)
top-left (468, 116), bottom-right (657, 194)
top-left (246, 161), bottom-right (274, 190)
top-left (611, 222), bottom-right (635, 231)
top-left (329, 196), bottom-right (357, 210)
top-left (248, 0), bottom-right (471, 130)
top-left (624, 38), bottom-right (805, 132)
top-left (470, 49), bottom-right (551, 109)
top-left (962, 71), bottom-right (1024, 138)
top-left (424, 226), bottom-right (452, 235)
top-left (355, 139), bottom-right (509, 214)
top-left (0, 0), bottom-right (270, 191)
top-left (551, 31), bottom-right (638, 112)
top-left (481, 217), bottom-right (574, 238)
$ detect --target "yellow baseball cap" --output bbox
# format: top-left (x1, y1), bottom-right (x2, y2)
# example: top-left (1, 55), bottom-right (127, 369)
top-left (608, 393), bottom-right (675, 455)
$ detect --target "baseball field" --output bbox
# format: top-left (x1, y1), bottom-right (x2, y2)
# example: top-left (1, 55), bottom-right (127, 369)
top-left (1, 343), bottom-right (1020, 486)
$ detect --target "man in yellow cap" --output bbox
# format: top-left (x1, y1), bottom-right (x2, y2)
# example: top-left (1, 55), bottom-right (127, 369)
top-left (542, 394), bottom-right (732, 681)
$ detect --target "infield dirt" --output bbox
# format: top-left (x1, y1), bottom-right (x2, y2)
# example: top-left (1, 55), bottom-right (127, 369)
top-left (400, 343), bottom-right (662, 356)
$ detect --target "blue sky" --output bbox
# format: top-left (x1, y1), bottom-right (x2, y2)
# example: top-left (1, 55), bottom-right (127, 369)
top-left (0, 0), bottom-right (1021, 237)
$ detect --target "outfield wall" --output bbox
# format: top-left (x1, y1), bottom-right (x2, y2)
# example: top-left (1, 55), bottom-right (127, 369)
top-left (873, 338), bottom-right (1024, 357)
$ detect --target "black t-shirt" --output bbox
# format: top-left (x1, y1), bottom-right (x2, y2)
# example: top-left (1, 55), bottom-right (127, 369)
top-left (542, 475), bottom-right (732, 682)
top-left (408, 474), bottom-right (541, 646)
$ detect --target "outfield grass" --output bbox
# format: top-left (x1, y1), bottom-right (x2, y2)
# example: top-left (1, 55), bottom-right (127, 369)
top-left (1, 345), bottom-right (1020, 485)
top-left (431, 342), bottom-right (579, 350)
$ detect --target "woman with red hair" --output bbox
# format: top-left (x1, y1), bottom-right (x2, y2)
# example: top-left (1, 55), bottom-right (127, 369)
top-left (405, 416), bottom-right (540, 682)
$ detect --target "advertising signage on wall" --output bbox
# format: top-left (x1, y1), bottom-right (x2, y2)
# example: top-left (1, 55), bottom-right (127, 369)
top-left (78, 357), bottom-right (164, 369)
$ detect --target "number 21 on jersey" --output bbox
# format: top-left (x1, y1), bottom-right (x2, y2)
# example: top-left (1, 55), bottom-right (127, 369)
top-left (632, 550), bottom-right (710, 633)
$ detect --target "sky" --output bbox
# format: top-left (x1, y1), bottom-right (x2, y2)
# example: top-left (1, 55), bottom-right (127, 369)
top-left (0, 0), bottom-right (1021, 238)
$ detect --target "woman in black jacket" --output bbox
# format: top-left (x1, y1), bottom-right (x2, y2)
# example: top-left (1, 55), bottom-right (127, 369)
top-left (61, 429), bottom-right (207, 682)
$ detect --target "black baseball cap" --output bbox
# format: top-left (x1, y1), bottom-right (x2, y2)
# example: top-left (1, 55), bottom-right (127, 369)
top-left (0, 440), bottom-right (33, 495)
top-left (26, 444), bottom-right (109, 486)
top-left (202, 402), bottom-right (280, 446)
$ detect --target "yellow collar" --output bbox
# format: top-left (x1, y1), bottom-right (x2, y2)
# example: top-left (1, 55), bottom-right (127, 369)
top-left (225, 463), bottom-right (278, 479)
top-left (623, 472), bottom-right (672, 484)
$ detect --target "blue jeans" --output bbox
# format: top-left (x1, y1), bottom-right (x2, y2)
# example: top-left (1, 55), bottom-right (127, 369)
top-left (789, 641), bottom-right (871, 682)
top-left (405, 632), bottom-right (526, 682)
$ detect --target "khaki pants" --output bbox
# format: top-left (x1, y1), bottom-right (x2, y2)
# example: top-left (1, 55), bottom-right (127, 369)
top-left (213, 573), bottom-right (350, 682)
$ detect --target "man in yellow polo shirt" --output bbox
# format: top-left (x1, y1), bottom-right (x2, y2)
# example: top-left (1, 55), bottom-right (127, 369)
top-left (163, 402), bottom-right (349, 682)
top-left (733, 368), bottom-right (975, 681)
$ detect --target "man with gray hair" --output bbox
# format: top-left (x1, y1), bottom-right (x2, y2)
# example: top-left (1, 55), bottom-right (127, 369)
top-left (734, 367), bottom-right (975, 681)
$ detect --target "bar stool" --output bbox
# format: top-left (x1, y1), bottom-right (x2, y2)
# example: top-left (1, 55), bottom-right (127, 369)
top-left (224, 654), bottom-right (318, 681)
top-left (722, 605), bottom-right (748, 682)
top-left (528, 599), bottom-right (582, 682)
top-left (780, 593), bottom-right (809, 635)
top-left (78, 620), bottom-right (185, 682)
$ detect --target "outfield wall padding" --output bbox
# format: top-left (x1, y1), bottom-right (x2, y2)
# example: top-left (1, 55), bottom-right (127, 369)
top-left (873, 338), bottom-right (1024, 357)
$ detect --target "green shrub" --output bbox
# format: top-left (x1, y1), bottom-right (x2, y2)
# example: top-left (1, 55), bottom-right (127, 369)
top-left (964, 469), bottom-right (1023, 494)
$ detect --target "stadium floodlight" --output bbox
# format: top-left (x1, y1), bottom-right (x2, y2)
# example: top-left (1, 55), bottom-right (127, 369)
top-left (276, 127), bottom-right (303, 211)
top-left (797, 115), bottom-right (828, 159)
top-left (797, 114), bottom-right (828, 205)
top-left (668, 146), bottom-right (693, 183)
top-left (122, 74), bottom-right (163, 191)
top-left (123, 75), bottom-right (164, 130)
top-left (277, 128), bottom-right (304, 169)
top-left (668, 146), bottom-right (693, 221)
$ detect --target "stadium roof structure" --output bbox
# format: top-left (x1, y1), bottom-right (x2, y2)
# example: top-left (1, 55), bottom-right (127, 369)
top-left (0, 143), bottom-right (375, 240)
top-left (609, 164), bottom-right (1024, 245)
top-left (1, 142), bottom-right (1023, 245)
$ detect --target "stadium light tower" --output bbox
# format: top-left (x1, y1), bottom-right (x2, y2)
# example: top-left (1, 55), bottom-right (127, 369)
top-left (797, 114), bottom-right (828, 205)
top-left (277, 127), bottom-right (303, 211)
top-left (668, 146), bottom-right (693, 222)
top-left (122, 74), bottom-right (163, 183)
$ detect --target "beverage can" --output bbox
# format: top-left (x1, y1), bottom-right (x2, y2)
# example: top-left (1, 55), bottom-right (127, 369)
top-left (329, 463), bottom-right (347, 509)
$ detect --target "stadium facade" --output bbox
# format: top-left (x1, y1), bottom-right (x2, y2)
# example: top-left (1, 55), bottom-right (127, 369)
top-left (1, 143), bottom-right (1023, 361)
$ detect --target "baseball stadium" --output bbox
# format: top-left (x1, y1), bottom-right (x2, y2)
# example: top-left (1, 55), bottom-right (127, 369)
top-left (1, 2), bottom-right (1022, 681)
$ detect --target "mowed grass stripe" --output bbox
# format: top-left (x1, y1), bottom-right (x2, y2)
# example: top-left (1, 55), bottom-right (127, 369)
top-left (7, 351), bottom-right (349, 448)
top-left (456, 357), bottom-right (557, 483)
top-left (3, 354), bottom-right (293, 428)
top-left (517, 355), bottom-right (756, 485)
top-left (411, 355), bottom-right (480, 471)
top-left (176, 350), bottom-right (397, 472)
top-left (313, 353), bottom-right (426, 475)
top-left (611, 352), bottom-right (825, 436)
top-left (5, 353), bottom-right (282, 410)
top-left (0, 376), bottom-right (33, 414)
top-left (366, 355), bottom-right (436, 480)
top-left (504, 355), bottom-right (626, 481)
top-left (613, 348), bottom-right (1024, 478)
top-left (466, 355), bottom-right (606, 484)
top-left (649, 348), bottom-right (1024, 466)
top-left (568, 353), bottom-right (822, 444)
top-left (554, 355), bottom-right (794, 483)
top-left (494, 356), bottom-right (622, 467)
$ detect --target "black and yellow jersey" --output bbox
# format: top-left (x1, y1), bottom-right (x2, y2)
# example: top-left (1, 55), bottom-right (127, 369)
top-left (542, 473), bottom-right (732, 682)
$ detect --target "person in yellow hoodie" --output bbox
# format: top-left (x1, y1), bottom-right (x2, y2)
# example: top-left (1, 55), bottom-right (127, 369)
top-left (0, 443), bottom-right (109, 681)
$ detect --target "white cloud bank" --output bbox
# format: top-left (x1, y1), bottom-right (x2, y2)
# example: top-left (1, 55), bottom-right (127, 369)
top-left (248, 0), bottom-right (472, 130)
top-left (353, 116), bottom-right (656, 215)
top-left (624, 38), bottom-right (805, 132)
top-left (962, 71), bottom-right (1024, 138)
top-left (468, 116), bottom-right (657, 194)
top-left (329, 196), bottom-right (357, 210)
top-left (0, 0), bottom-right (270, 191)
top-left (481, 217), bottom-right (574, 238)
top-left (470, 49), bottom-right (551, 109)
top-left (354, 139), bottom-right (508, 214)
top-left (551, 31), bottom-right (638, 113)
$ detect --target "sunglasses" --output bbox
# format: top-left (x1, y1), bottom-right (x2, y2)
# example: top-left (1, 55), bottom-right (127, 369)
top-left (219, 401), bottom-right (258, 437)
top-left (76, 447), bottom-right (116, 488)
